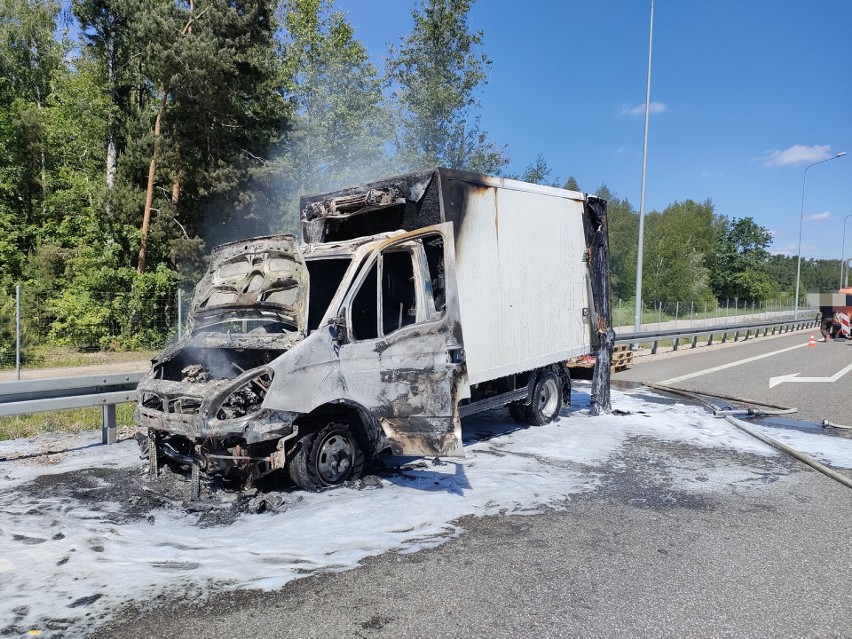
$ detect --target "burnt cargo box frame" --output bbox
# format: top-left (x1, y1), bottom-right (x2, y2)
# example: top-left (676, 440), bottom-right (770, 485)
top-left (137, 168), bottom-right (614, 494)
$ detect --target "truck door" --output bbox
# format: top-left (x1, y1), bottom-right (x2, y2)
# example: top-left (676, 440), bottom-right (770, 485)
top-left (339, 222), bottom-right (464, 457)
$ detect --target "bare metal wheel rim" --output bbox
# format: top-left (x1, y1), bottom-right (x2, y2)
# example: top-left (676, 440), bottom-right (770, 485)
top-left (315, 430), bottom-right (354, 484)
top-left (538, 377), bottom-right (560, 418)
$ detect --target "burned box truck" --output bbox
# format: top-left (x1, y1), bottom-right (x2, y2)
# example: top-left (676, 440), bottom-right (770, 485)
top-left (136, 168), bottom-right (613, 495)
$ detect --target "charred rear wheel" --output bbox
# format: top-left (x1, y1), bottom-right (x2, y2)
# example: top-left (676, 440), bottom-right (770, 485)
top-left (525, 370), bottom-right (563, 426)
top-left (288, 422), bottom-right (366, 491)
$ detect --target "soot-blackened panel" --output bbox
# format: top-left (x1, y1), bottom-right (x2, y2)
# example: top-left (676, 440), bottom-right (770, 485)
top-left (299, 170), bottom-right (443, 243)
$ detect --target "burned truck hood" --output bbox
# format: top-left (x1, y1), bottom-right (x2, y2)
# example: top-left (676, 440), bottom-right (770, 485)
top-left (190, 235), bottom-right (308, 334)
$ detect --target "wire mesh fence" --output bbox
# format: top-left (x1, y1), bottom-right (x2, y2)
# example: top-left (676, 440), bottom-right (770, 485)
top-left (611, 297), bottom-right (816, 332)
top-left (0, 286), bottom-right (193, 374)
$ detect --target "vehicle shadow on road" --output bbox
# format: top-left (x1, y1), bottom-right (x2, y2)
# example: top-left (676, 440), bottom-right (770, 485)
top-left (376, 456), bottom-right (471, 495)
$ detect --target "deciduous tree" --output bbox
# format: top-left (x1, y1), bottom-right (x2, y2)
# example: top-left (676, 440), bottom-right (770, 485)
top-left (272, 0), bottom-right (390, 231)
top-left (0, 0), bottom-right (64, 284)
top-left (386, 0), bottom-right (508, 174)
top-left (709, 216), bottom-right (773, 301)
top-left (641, 199), bottom-right (715, 304)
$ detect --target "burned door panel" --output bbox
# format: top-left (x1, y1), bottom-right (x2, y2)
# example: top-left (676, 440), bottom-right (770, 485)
top-left (337, 222), bottom-right (463, 456)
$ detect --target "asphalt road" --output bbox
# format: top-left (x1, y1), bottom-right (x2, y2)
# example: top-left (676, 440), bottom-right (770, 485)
top-left (27, 327), bottom-right (852, 638)
top-left (94, 440), bottom-right (851, 639)
top-left (614, 329), bottom-right (852, 426)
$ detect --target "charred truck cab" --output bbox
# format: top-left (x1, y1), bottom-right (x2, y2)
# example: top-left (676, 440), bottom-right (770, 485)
top-left (136, 168), bottom-right (613, 496)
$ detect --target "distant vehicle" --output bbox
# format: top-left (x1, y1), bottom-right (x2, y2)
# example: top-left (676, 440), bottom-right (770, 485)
top-left (136, 168), bottom-right (613, 496)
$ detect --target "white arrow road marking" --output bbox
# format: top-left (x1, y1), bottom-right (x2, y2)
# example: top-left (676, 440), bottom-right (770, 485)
top-left (769, 361), bottom-right (852, 388)
top-left (660, 342), bottom-right (809, 385)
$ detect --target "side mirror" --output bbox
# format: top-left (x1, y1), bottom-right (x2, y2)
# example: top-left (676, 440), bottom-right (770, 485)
top-left (328, 315), bottom-right (348, 344)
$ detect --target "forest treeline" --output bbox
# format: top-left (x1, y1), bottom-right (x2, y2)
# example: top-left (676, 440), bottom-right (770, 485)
top-left (0, 0), bottom-right (842, 352)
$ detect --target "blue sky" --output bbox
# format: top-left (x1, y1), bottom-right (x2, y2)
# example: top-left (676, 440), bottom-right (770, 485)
top-left (338, 1), bottom-right (852, 261)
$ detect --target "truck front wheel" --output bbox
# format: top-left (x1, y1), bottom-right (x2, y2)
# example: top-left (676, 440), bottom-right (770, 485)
top-left (525, 370), bottom-right (563, 426)
top-left (288, 422), bottom-right (366, 491)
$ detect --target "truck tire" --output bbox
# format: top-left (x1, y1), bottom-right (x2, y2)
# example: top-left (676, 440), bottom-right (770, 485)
top-left (508, 401), bottom-right (527, 423)
top-left (288, 421), bottom-right (366, 491)
top-left (525, 370), bottom-right (563, 426)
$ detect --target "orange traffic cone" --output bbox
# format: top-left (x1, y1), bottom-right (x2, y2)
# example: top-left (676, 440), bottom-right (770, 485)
top-left (807, 333), bottom-right (817, 347)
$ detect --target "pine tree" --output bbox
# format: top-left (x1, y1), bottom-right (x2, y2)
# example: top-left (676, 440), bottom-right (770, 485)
top-left (126, 0), bottom-right (288, 272)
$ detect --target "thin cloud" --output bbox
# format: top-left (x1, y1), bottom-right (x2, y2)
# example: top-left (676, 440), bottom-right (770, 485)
top-left (770, 243), bottom-right (815, 256)
top-left (619, 101), bottom-right (666, 116)
top-left (759, 144), bottom-right (832, 167)
top-left (805, 211), bottom-right (831, 222)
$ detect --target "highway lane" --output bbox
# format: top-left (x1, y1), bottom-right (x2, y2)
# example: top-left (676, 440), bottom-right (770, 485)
top-left (93, 440), bottom-right (852, 639)
top-left (613, 329), bottom-right (852, 426)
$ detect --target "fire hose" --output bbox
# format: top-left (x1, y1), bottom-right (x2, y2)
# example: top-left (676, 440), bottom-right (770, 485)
top-left (645, 383), bottom-right (852, 491)
top-left (822, 419), bottom-right (852, 431)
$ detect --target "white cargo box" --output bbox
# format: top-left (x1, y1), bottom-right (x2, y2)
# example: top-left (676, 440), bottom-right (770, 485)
top-left (448, 176), bottom-right (590, 384)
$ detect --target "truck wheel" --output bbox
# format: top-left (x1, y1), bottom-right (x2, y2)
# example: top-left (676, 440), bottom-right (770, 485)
top-left (508, 401), bottom-right (527, 423)
top-left (288, 422), bottom-right (366, 491)
top-left (525, 370), bottom-right (563, 426)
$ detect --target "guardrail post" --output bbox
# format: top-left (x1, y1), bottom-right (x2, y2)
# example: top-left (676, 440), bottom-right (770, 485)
top-left (102, 404), bottom-right (117, 445)
top-left (16, 284), bottom-right (21, 380)
top-left (691, 335), bottom-right (698, 348)
top-left (652, 339), bottom-right (658, 355)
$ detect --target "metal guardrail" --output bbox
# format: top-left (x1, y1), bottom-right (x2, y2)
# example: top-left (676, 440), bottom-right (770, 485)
top-left (615, 316), bottom-right (819, 355)
top-left (0, 316), bottom-right (821, 446)
top-left (0, 372), bottom-right (145, 444)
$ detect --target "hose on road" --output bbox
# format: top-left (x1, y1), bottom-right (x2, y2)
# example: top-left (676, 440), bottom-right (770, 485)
top-left (645, 382), bottom-right (852, 491)
top-left (823, 419), bottom-right (852, 431)
top-left (712, 407), bottom-right (798, 418)
top-left (723, 415), bottom-right (852, 490)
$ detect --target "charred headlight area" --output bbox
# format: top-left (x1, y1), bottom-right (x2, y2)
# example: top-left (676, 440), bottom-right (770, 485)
top-left (152, 346), bottom-right (286, 382)
top-left (215, 371), bottom-right (273, 421)
top-left (152, 431), bottom-right (283, 487)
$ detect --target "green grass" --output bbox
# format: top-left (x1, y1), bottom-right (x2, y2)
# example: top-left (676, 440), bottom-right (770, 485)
top-left (0, 344), bottom-right (157, 371)
top-left (0, 404), bottom-right (137, 441)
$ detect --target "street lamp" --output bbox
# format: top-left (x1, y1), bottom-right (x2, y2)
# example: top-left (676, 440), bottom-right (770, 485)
top-left (793, 151), bottom-right (846, 317)
top-left (633, 0), bottom-right (654, 332)
top-left (841, 213), bottom-right (852, 289)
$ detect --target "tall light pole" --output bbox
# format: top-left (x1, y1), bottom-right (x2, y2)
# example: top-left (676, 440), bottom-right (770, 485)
top-left (841, 213), bottom-right (852, 289)
top-left (634, 0), bottom-right (654, 331)
top-left (793, 151), bottom-right (846, 317)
